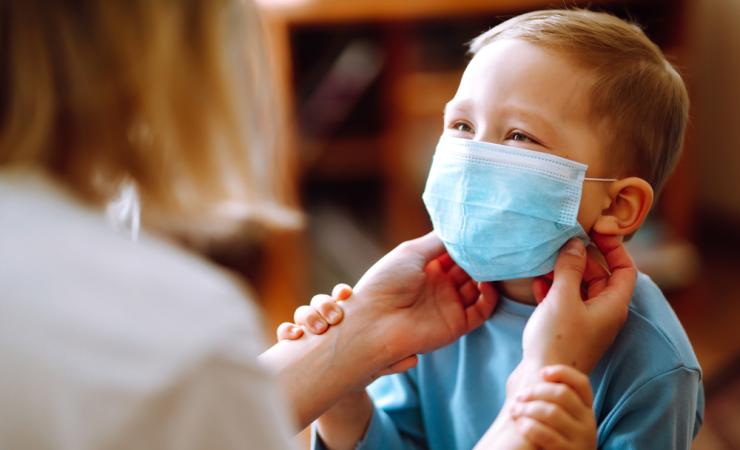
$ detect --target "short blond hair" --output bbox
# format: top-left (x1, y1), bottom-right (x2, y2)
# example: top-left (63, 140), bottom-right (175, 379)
top-left (470, 9), bottom-right (688, 196)
top-left (0, 0), bottom-right (299, 238)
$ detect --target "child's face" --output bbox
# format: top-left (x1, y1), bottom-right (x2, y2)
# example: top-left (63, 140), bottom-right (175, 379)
top-left (443, 38), bottom-right (613, 233)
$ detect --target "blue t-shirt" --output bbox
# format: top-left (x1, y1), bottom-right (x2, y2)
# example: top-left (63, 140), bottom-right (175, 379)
top-left (313, 273), bottom-right (704, 449)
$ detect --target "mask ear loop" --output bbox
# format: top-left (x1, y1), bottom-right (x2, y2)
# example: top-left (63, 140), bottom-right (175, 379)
top-left (584, 177), bottom-right (618, 182)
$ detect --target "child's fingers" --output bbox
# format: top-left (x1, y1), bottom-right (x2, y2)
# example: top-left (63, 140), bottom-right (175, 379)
top-left (294, 304), bottom-right (328, 334)
top-left (514, 416), bottom-right (569, 450)
top-left (276, 322), bottom-right (303, 341)
top-left (331, 283), bottom-right (353, 300)
top-left (309, 294), bottom-right (344, 325)
top-left (511, 400), bottom-right (579, 441)
top-left (515, 381), bottom-right (585, 420)
top-left (541, 364), bottom-right (594, 407)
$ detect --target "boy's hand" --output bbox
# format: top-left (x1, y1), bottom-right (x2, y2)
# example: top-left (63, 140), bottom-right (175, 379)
top-left (275, 283), bottom-right (352, 340)
top-left (510, 365), bottom-right (596, 450)
top-left (276, 284), bottom-right (421, 377)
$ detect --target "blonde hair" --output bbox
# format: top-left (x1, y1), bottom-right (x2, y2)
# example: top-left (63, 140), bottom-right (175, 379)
top-left (470, 9), bottom-right (689, 196)
top-left (0, 0), bottom-right (299, 238)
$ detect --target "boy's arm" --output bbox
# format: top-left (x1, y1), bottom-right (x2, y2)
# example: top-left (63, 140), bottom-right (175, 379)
top-left (597, 366), bottom-right (702, 450)
top-left (313, 372), bottom-right (428, 450)
top-left (313, 390), bottom-right (373, 450)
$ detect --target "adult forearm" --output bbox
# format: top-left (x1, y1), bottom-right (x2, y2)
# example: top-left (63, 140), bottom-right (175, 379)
top-left (258, 294), bottom-right (388, 430)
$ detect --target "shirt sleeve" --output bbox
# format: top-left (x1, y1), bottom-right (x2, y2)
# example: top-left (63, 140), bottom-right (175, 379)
top-left (311, 371), bottom-right (427, 450)
top-left (598, 366), bottom-right (704, 450)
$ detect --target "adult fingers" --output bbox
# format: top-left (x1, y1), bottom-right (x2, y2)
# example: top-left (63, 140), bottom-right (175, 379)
top-left (591, 234), bottom-right (637, 296)
top-left (547, 239), bottom-right (588, 301)
top-left (402, 231), bottom-right (446, 264)
top-left (448, 264), bottom-right (472, 288)
top-left (464, 282), bottom-right (499, 332)
top-left (459, 279), bottom-right (480, 307)
top-left (586, 234), bottom-right (637, 323)
top-left (376, 355), bottom-right (419, 376)
top-left (276, 322), bottom-right (303, 341)
top-left (540, 364), bottom-right (594, 407)
top-left (309, 294), bottom-right (344, 325)
top-left (583, 249), bottom-right (609, 299)
top-left (294, 304), bottom-right (328, 334)
top-left (532, 277), bottom-right (551, 304)
top-left (436, 252), bottom-right (455, 272)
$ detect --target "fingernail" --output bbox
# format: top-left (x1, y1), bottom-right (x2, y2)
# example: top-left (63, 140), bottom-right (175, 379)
top-left (326, 309), bottom-right (339, 323)
top-left (311, 320), bottom-right (326, 333)
top-left (510, 403), bottom-right (522, 416)
top-left (565, 238), bottom-right (585, 256)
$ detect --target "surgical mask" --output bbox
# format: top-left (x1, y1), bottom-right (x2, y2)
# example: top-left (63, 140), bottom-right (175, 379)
top-left (422, 135), bottom-right (615, 282)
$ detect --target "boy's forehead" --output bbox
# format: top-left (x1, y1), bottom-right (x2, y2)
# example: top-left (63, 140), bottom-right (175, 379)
top-left (455, 39), bottom-right (595, 121)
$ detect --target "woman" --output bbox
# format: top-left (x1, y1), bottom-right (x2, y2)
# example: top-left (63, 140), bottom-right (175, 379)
top-left (0, 1), bottom-right (635, 448)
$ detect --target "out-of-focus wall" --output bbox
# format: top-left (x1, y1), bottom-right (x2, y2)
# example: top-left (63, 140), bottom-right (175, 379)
top-left (693, 0), bottom-right (740, 223)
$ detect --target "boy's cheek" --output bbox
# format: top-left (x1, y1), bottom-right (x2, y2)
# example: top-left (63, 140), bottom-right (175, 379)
top-left (577, 185), bottom-right (613, 233)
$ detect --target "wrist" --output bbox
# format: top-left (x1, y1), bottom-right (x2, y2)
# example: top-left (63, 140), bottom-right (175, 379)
top-left (339, 289), bottom-right (408, 370)
top-left (506, 358), bottom-right (546, 397)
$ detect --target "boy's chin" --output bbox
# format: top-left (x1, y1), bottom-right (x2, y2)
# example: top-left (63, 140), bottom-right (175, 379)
top-left (493, 278), bottom-right (538, 304)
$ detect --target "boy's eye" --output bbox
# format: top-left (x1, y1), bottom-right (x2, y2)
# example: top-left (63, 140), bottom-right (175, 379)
top-left (451, 121), bottom-right (474, 133)
top-left (506, 131), bottom-right (539, 145)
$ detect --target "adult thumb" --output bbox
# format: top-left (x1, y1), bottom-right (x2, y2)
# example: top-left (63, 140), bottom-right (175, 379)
top-left (548, 238), bottom-right (588, 299)
top-left (403, 231), bottom-right (446, 263)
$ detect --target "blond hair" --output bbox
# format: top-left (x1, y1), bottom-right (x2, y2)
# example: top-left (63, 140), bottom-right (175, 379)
top-left (470, 9), bottom-right (689, 196)
top-left (0, 0), bottom-right (299, 238)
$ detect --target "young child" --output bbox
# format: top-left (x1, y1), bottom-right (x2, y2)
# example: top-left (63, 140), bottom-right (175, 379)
top-left (285, 9), bottom-right (703, 450)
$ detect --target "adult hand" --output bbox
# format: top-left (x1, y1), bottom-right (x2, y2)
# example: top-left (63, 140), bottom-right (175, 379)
top-left (352, 231), bottom-right (499, 363)
top-left (476, 234), bottom-right (635, 450)
top-left (517, 233), bottom-right (637, 381)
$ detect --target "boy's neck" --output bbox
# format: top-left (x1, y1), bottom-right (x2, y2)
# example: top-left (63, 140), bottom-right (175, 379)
top-left (495, 278), bottom-right (538, 305)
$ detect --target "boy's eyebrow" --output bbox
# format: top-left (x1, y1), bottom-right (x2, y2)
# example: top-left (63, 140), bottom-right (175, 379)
top-left (443, 100), bottom-right (472, 117)
top-left (501, 105), bottom-right (560, 139)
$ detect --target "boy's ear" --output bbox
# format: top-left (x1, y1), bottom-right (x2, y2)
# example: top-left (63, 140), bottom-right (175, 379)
top-left (592, 177), bottom-right (654, 237)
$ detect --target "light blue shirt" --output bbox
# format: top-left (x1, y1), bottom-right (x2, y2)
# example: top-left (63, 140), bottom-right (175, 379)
top-left (313, 273), bottom-right (703, 449)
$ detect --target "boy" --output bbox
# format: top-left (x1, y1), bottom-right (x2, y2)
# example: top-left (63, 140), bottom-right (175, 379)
top-left (288, 9), bottom-right (703, 449)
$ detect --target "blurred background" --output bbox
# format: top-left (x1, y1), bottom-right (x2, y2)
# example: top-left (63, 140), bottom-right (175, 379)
top-left (208, 0), bottom-right (739, 448)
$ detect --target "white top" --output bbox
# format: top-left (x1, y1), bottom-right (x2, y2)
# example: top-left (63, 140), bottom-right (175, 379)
top-left (0, 169), bottom-right (295, 450)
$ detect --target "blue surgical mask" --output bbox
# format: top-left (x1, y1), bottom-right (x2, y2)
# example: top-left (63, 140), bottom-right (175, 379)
top-left (422, 135), bottom-right (615, 282)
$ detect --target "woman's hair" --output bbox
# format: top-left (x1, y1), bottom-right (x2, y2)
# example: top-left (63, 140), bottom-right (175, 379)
top-left (470, 9), bottom-right (689, 197)
top-left (0, 0), bottom-right (300, 237)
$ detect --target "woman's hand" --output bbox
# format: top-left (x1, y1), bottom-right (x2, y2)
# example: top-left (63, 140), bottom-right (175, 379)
top-left (518, 233), bottom-right (637, 377)
top-left (349, 232), bottom-right (499, 362)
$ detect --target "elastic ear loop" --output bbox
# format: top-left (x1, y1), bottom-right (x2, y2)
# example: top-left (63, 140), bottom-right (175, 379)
top-left (584, 177), bottom-right (618, 182)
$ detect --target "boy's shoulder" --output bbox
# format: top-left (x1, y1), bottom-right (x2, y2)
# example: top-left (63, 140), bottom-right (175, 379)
top-left (614, 272), bottom-right (701, 373)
